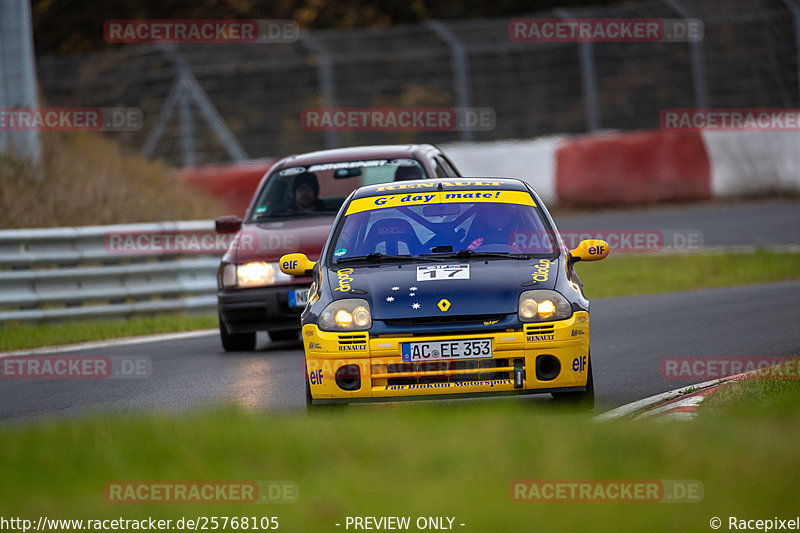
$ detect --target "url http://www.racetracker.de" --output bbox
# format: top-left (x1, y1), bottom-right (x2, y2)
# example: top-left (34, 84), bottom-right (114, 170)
top-left (0, 516), bottom-right (280, 532)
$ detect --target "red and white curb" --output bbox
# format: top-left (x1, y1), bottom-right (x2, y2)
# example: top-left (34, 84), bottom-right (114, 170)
top-left (633, 384), bottom-right (724, 421)
top-left (593, 374), bottom-right (749, 423)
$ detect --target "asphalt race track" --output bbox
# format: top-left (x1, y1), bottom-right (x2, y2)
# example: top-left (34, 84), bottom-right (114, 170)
top-left (1, 199), bottom-right (799, 421)
top-left (554, 197), bottom-right (800, 248)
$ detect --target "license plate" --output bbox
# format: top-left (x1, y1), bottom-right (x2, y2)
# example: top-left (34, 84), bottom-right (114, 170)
top-left (288, 288), bottom-right (309, 308)
top-left (401, 338), bottom-right (492, 362)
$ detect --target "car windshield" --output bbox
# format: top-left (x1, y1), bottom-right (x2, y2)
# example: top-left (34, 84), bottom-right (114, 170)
top-left (249, 158), bottom-right (428, 220)
top-left (329, 197), bottom-right (556, 264)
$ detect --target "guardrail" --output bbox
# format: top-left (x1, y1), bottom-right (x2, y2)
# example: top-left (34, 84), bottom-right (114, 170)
top-left (0, 221), bottom-right (220, 323)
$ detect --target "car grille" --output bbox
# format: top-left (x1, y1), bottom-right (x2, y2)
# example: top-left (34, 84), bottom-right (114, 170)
top-left (524, 324), bottom-right (555, 335)
top-left (338, 334), bottom-right (368, 347)
top-left (372, 358), bottom-right (523, 386)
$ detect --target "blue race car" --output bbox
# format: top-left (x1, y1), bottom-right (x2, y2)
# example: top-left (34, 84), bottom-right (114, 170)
top-left (279, 178), bottom-right (609, 407)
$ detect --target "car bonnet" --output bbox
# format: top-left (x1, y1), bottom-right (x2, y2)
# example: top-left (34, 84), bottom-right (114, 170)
top-left (325, 258), bottom-right (560, 320)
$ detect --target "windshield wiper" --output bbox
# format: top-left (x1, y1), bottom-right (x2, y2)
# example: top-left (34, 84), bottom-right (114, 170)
top-left (420, 249), bottom-right (532, 260)
top-left (334, 253), bottom-right (416, 264)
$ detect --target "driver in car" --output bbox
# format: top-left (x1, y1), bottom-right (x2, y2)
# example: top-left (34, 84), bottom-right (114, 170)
top-left (394, 165), bottom-right (423, 181)
top-left (293, 171), bottom-right (326, 211)
top-left (466, 205), bottom-right (520, 251)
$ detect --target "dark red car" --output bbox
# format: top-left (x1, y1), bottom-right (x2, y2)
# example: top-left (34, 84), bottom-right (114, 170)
top-left (215, 144), bottom-right (462, 351)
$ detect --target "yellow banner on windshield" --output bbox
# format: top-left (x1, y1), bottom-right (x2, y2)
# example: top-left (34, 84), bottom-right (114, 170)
top-left (345, 190), bottom-right (535, 215)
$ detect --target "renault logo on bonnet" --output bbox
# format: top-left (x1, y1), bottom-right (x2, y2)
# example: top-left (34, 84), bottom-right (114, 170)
top-left (438, 299), bottom-right (451, 312)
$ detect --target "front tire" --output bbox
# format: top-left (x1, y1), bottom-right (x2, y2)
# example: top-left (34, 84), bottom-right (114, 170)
top-left (552, 357), bottom-right (594, 409)
top-left (305, 371), bottom-right (314, 408)
top-left (219, 318), bottom-right (256, 352)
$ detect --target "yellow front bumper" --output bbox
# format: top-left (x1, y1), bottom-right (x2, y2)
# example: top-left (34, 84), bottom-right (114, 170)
top-left (303, 311), bottom-right (590, 402)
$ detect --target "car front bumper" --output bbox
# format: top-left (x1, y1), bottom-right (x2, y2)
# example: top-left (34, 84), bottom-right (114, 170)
top-left (303, 311), bottom-right (590, 403)
top-left (218, 285), bottom-right (309, 333)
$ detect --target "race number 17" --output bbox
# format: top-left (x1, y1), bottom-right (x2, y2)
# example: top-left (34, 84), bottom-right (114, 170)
top-left (416, 264), bottom-right (470, 281)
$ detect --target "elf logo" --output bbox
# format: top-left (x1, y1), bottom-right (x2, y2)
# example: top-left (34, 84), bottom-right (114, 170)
top-left (572, 355), bottom-right (587, 372)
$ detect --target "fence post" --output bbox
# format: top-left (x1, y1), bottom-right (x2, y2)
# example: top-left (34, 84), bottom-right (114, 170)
top-left (178, 83), bottom-right (196, 167)
top-left (782, 0), bottom-right (800, 99)
top-left (556, 9), bottom-right (600, 132)
top-left (300, 31), bottom-right (339, 149)
top-left (0, 0), bottom-right (42, 174)
top-left (144, 44), bottom-right (248, 165)
top-left (666, 0), bottom-right (709, 110)
top-left (428, 20), bottom-right (474, 141)
top-left (143, 76), bottom-right (181, 158)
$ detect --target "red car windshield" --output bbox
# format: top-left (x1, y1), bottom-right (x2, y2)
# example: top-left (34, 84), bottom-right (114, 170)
top-left (250, 159), bottom-right (428, 220)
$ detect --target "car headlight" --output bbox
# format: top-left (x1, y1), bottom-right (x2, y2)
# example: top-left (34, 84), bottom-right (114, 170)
top-left (518, 290), bottom-right (572, 322)
top-left (222, 262), bottom-right (290, 288)
top-left (319, 298), bottom-right (372, 331)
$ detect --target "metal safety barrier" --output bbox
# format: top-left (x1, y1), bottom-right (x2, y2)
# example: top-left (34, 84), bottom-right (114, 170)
top-left (0, 221), bottom-right (220, 323)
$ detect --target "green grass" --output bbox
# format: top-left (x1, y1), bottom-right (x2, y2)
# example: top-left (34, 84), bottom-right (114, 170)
top-left (1, 400), bottom-right (798, 532)
top-left (0, 313), bottom-right (217, 352)
top-left (575, 249), bottom-right (800, 299)
top-left (700, 357), bottom-right (800, 415)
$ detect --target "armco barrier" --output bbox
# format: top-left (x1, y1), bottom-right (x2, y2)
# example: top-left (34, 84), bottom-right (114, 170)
top-left (0, 222), bottom-right (219, 323)
top-left (554, 131), bottom-right (712, 206)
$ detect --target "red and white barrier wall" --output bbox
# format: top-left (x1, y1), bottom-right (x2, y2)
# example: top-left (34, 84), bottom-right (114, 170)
top-left (178, 129), bottom-right (799, 211)
top-left (444, 128), bottom-right (800, 206)
top-left (702, 131), bottom-right (800, 198)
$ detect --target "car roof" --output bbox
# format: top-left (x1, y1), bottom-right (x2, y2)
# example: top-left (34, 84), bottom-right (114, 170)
top-left (275, 144), bottom-right (439, 167)
top-left (350, 177), bottom-right (530, 199)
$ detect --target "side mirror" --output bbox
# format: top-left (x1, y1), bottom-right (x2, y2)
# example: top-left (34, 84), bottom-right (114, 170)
top-left (279, 253), bottom-right (317, 276)
top-left (215, 215), bottom-right (242, 233)
top-left (569, 239), bottom-right (609, 262)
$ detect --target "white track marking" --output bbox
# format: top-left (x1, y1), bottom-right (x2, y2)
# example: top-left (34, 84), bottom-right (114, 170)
top-left (0, 329), bottom-right (217, 357)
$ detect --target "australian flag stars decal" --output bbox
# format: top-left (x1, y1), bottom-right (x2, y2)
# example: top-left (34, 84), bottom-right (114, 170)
top-left (385, 286), bottom-right (421, 310)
